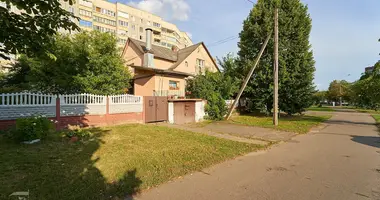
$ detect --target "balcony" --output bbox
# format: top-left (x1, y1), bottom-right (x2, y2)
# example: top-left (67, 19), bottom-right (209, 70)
top-left (79, 0), bottom-right (92, 8)
top-left (153, 90), bottom-right (185, 97)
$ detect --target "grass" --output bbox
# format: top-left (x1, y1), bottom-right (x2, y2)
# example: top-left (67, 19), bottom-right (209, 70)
top-left (231, 115), bottom-right (331, 134)
top-left (0, 124), bottom-right (261, 200)
top-left (372, 114), bottom-right (380, 124)
top-left (356, 109), bottom-right (380, 114)
top-left (306, 106), bottom-right (335, 112)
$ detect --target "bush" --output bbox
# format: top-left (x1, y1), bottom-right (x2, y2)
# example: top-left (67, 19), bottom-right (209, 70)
top-left (63, 125), bottom-right (92, 139)
top-left (11, 116), bottom-right (55, 142)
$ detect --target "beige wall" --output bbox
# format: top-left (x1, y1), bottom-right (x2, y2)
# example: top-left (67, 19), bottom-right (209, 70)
top-left (122, 42), bottom-right (143, 74)
top-left (154, 75), bottom-right (186, 94)
top-left (134, 75), bottom-right (155, 96)
top-left (174, 44), bottom-right (218, 75)
top-left (154, 58), bottom-right (174, 70)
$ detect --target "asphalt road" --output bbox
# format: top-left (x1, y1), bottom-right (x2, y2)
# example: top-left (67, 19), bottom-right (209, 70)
top-left (136, 112), bottom-right (380, 200)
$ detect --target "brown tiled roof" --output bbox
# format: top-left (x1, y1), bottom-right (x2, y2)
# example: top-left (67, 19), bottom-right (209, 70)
top-left (125, 38), bottom-right (219, 72)
top-left (168, 43), bottom-right (202, 70)
top-left (128, 38), bottom-right (178, 61)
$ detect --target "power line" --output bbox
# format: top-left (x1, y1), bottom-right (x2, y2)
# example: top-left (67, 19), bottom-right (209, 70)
top-left (246, 0), bottom-right (254, 4)
top-left (207, 35), bottom-right (239, 47)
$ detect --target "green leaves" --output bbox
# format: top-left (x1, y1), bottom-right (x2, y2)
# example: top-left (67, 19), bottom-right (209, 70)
top-left (0, 0), bottom-right (80, 59)
top-left (237, 0), bottom-right (315, 115)
top-left (3, 32), bottom-right (132, 95)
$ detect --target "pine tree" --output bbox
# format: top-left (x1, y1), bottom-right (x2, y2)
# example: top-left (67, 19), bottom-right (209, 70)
top-left (238, 0), bottom-right (315, 115)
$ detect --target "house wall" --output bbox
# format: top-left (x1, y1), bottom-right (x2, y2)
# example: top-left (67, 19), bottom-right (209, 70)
top-left (174, 45), bottom-right (218, 75)
top-left (154, 75), bottom-right (186, 94)
top-left (154, 58), bottom-right (174, 70)
top-left (134, 75), bottom-right (155, 96)
top-left (123, 42), bottom-right (144, 74)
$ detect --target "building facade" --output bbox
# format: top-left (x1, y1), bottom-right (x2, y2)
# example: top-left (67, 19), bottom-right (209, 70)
top-left (59, 0), bottom-right (192, 49)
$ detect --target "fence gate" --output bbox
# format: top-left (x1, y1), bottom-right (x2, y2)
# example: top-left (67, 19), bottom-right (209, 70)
top-left (144, 96), bottom-right (168, 123)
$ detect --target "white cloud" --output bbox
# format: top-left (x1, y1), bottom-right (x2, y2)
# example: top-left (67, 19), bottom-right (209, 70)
top-left (128, 0), bottom-right (190, 21)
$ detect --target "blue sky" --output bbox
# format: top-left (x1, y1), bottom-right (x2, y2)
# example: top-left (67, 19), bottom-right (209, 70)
top-left (112, 0), bottom-right (380, 90)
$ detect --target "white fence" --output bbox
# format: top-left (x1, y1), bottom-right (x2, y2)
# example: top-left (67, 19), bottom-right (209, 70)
top-left (59, 94), bottom-right (106, 105)
top-left (109, 94), bottom-right (143, 114)
top-left (0, 92), bottom-right (56, 107)
top-left (0, 93), bottom-right (56, 120)
top-left (109, 94), bottom-right (142, 104)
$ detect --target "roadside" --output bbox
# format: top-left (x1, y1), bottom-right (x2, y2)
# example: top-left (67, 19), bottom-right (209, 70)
top-left (135, 110), bottom-right (380, 200)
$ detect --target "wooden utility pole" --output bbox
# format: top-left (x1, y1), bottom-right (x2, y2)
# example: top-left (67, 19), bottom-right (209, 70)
top-left (273, 8), bottom-right (279, 126)
top-left (225, 32), bottom-right (272, 120)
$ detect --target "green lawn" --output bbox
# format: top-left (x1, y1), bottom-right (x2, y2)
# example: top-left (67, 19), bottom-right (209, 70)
top-left (306, 106), bottom-right (335, 112)
top-left (356, 109), bottom-right (380, 114)
top-left (0, 124), bottom-right (261, 200)
top-left (231, 115), bottom-right (331, 134)
top-left (372, 114), bottom-right (380, 124)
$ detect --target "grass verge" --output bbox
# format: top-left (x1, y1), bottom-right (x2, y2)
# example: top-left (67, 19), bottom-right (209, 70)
top-left (306, 106), bottom-right (335, 112)
top-left (356, 109), bottom-right (380, 114)
top-left (0, 124), bottom-right (261, 200)
top-left (231, 115), bottom-right (331, 134)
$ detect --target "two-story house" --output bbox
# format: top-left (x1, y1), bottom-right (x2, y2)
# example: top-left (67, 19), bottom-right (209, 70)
top-left (122, 28), bottom-right (219, 97)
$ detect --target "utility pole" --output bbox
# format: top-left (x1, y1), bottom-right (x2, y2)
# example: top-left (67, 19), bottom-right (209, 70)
top-left (225, 32), bottom-right (272, 120)
top-left (273, 8), bottom-right (279, 126)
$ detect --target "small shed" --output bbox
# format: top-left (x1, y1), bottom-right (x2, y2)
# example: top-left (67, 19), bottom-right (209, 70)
top-left (168, 99), bottom-right (205, 124)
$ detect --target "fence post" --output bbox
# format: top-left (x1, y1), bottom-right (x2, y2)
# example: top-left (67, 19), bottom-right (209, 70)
top-left (55, 97), bottom-right (61, 130)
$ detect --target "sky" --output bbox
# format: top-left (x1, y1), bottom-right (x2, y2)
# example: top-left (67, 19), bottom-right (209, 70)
top-left (111, 0), bottom-right (380, 90)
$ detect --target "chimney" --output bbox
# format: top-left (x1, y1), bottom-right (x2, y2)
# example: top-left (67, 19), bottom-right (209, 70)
top-left (143, 28), bottom-right (154, 68)
top-left (145, 28), bottom-right (153, 51)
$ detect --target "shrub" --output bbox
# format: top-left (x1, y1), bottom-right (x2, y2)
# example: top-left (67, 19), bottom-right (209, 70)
top-left (63, 125), bottom-right (92, 139)
top-left (11, 115), bottom-right (55, 142)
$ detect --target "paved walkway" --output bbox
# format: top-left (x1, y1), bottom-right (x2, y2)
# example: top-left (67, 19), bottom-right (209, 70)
top-left (136, 112), bottom-right (380, 200)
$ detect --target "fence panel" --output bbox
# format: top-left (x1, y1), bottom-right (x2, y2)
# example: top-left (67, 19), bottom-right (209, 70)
top-left (109, 94), bottom-right (143, 114)
top-left (59, 94), bottom-right (107, 116)
top-left (0, 92), bottom-right (56, 120)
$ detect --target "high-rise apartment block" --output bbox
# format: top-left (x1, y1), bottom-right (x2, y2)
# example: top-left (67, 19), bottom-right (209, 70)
top-left (59, 0), bottom-right (193, 49)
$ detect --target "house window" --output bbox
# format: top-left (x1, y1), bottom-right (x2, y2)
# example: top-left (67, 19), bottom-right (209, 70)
top-left (196, 59), bottom-right (205, 73)
top-left (185, 61), bottom-right (188, 67)
top-left (118, 20), bottom-right (128, 27)
top-left (169, 81), bottom-right (179, 90)
top-left (68, 7), bottom-right (74, 13)
top-left (139, 35), bottom-right (143, 40)
top-left (139, 27), bottom-right (143, 33)
top-left (131, 25), bottom-right (136, 30)
top-left (79, 9), bottom-right (92, 17)
top-left (79, 19), bottom-right (92, 28)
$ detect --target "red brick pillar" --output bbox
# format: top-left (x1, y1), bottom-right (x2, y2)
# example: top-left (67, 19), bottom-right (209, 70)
top-left (55, 97), bottom-right (61, 130)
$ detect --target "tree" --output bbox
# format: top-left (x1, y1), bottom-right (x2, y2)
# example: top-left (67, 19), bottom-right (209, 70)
top-left (186, 55), bottom-right (239, 120)
top-left (0, 0), bottom-right (79, 59)
top-left (326, 80), bottom-right (351, 103)
top-left (4, 31), bottom-right (131, 95)
top-left (312, 91), bottom-right (327, 106)
top-left (351, 62), bottom-right (380, 109)
top-left (238, 0), bottom-right (315, 115)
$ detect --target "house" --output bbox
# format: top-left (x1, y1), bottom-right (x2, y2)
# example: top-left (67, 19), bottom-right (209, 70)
top-left (121, 28), bottom-right (219, 97)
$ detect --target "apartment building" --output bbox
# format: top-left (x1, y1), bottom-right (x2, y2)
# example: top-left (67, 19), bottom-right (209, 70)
top-left (59, 0), bottom-right (193, 49)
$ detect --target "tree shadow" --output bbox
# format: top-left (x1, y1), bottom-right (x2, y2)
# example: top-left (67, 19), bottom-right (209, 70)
top-left (324, 120), bottom-right (376, 126)
top-left (0, 127), bottom-right (142, 200)
top-left (351, 135), bottom-right (380, 149)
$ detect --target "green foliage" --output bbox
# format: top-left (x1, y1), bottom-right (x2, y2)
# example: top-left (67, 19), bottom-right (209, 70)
top-left (312, 91), bottom-right (327, 105)
top-left (326, 80), bottom-right (351, 102)
top-left (186, 55), bottom-right (239, 120)
top-left (4, 32), bottom-right (132, 95)
top-left (351, 62), bottom-right (380, 109)
top-left (63, 125), bottom-right (92, 139)
top-left (0, 0), bottom-right (79, 59)
top-left (238, 0), bottom-right (315, 115)
top-left (10, 115), bottom-right (54, 142)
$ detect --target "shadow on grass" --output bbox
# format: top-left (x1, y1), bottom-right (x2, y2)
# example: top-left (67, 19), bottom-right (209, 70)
top-left (0, 127), bottom-right (142, 200)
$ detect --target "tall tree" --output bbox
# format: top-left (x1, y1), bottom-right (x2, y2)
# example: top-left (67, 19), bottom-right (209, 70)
top-left (238, 0), bottom-right (315, 115)
top-left (4, 31), bottom-right (131, 95)
top-left (0, 0), bottom-right (79, 59)
top-left (326, 80), bottom-right (351, 103)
